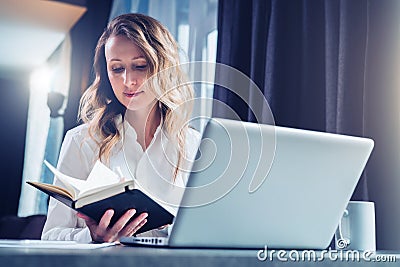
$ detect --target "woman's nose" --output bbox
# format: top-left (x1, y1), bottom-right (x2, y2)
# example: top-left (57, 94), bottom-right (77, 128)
top-left (123, 70), bottom-right (137, 87)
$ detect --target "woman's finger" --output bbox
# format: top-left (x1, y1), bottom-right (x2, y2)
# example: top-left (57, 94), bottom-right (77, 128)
top-left (95, 209), bottom-right (114, 240)
top-left (129, 217), bottom-right (148, 236)
top-left (157, 224), bottom-right (169, 230)
top-left (76, 212), bottom-right (88, 219)
top-left (77, 213), bottom-right (97, 228)
top-left (108, 209), bottom-right (136, 236)
top-left (121, 212), bottom-right (148, 237)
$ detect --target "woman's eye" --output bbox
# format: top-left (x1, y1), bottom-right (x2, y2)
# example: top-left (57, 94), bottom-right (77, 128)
top-left (111, 67), bottom-right (124, 73)
top-left (135, 65), bottom-right (148, 70)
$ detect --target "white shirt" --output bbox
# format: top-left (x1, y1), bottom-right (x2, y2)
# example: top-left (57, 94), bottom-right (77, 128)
top-left (41, 116), bottom-right (201, 242)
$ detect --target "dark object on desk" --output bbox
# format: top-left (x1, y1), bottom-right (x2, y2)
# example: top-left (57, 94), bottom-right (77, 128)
top-left (0, 215), bottom-right (46, 239)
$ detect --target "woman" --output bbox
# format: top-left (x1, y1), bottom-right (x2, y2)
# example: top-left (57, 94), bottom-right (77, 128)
top-left (41, 13), bottom-right (200, 243)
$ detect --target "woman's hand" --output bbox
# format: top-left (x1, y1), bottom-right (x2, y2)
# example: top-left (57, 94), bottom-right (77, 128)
top-left (158, 224), bottom-right (170, 230)
top-left (77, 209), bottom-right (148, 243)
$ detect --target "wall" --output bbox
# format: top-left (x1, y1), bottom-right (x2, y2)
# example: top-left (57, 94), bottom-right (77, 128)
top-left (0, 72), bottom-right (30, 217)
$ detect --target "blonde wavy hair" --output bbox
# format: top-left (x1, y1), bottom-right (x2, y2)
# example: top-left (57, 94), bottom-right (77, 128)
top-left (79, 13), bottom-right (194, 179)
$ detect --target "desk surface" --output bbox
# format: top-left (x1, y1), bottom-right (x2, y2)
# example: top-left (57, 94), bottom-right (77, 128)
top-left (0, 245), bottom-right (399, 267)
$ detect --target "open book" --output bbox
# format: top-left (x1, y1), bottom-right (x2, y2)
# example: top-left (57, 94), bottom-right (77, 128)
top-left (28, 161), bottom-right (174, 234)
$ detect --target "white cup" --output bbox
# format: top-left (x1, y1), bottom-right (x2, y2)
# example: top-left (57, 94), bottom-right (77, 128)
top-left (335, 201), bottom-right (376, 251)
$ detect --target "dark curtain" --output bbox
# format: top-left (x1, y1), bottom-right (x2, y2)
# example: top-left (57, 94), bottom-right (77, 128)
top-left (214, 0), bottom-right (400, 249)
top-left (63, 0), bottom-right (113, 134)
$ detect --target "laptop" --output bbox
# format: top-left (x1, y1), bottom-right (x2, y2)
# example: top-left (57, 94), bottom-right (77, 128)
top-left (120, 118), bottom-right (374, 249)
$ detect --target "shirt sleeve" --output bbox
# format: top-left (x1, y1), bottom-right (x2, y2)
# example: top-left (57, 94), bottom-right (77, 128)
top-left (41, 128), bottom-right (94, 242)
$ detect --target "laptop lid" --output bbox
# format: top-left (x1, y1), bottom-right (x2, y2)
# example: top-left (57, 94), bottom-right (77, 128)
top-left (168, 118), bottom-right (374, 249)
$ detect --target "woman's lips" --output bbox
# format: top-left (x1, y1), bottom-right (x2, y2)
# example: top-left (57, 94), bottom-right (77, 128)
top-left (123, 91), bottom-right (144, 98)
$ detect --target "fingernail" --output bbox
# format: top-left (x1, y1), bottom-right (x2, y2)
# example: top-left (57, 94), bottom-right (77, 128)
top-left (143, 213), bottom-right (148, 218)
top-left (129, 209), bottom-right (136, 216)
top-left (107, 210), bottom-right (114, 216)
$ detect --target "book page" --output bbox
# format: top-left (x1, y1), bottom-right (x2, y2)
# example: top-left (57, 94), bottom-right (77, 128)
top-left (82, 160), bottom-right (121, 195)
top-left (27, 181), bottom-right (75, 200)
top-left (44, 160), bottom-right (122, 199)
top-left (44, 161), bottom-right (85, 199)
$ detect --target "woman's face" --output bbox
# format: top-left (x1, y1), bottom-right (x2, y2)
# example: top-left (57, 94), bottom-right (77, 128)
top-left (105, 35), bottom-right (156, 111)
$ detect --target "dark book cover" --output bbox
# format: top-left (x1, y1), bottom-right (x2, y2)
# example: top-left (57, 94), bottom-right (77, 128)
top-left (76, 188), bottom-right (174, 234)
top-left (28, 182), bottom-right (174, 234)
